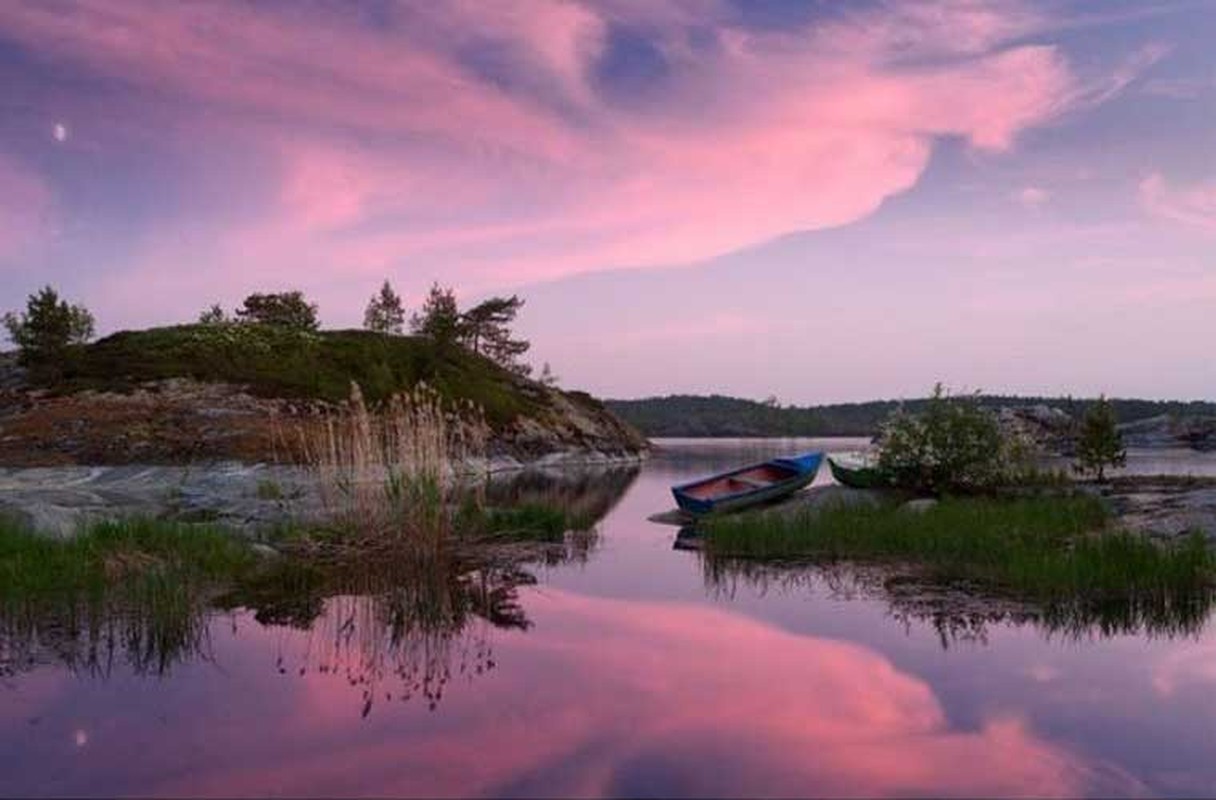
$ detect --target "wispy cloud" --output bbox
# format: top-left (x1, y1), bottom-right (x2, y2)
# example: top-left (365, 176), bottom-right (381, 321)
top-left (1015, 185), bottom-right (1050, 209)
top-left (1140, 172), bottom-right (1216, 230)
top-left (0, 0), bottom-right (1159, 317)
top-left (0, 152), bottom-right (53, 261)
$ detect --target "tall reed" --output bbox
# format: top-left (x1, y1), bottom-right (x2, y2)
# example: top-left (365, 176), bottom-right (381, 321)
top-left (292, 382), bottom-right (490, 550)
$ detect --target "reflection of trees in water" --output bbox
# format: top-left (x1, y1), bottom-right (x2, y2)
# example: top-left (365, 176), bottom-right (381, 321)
top-left (697, 550), bottom-right (1216, 646)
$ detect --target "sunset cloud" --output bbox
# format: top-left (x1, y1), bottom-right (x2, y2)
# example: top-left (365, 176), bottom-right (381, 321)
top-left (0, 152), bottom-right (53, 261)
top-left (0, 0), bottom-right (1155, 316)
top-left (1140, 172), bottom-right (1216, 230)
top-left (1017, 185), bottom-right (1051, 208)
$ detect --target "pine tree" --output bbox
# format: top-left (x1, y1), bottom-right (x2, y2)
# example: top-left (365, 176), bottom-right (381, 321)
top-left (235, 291), bottom-right (319, 331)
top-left (2, 285), bottom-right (95, 379)
top-left (1073, 395), bottom-right (1126, 482)
top-left (460, 295), bottom-right (530, 375)
top-left (409, 283), bottom-right (461, 346)
top-left (363, 280), bottom-right (406, 335)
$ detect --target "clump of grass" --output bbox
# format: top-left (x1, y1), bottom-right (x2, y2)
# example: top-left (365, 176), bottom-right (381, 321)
top-left (0, 515), bottom-right (257, 600)
top-left (0, 515), bottom-right (259, 676)
top-left (482, 503), bottom-right (594, 542)
top-left (290, 382), bottom-right (489, 552)
top-left (703, 496), bottom-right (1214, 602)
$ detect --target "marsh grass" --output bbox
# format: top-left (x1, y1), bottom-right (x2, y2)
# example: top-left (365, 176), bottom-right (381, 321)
top-left (483, 503), bottom-right (596, 543)
top-left (0, 515), bottom-right (258, 676)
top-left (288, 382), bottom-right (490, 551)
top-left (703, 496), bottom-right (1214, 602)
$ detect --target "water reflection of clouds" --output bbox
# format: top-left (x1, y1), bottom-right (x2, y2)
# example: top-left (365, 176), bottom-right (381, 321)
top-left (1152, 639), bottom-right (1216, 698)
top-left (148, 589), bottom-right (1136, 797)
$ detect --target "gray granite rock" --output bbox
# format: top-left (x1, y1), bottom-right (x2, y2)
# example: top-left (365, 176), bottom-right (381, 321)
top-left (901, 498), bottom-right (939, 514)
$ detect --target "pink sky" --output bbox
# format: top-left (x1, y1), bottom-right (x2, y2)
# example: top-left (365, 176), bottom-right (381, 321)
top-left (0, 0), bottom-right (1213, 401)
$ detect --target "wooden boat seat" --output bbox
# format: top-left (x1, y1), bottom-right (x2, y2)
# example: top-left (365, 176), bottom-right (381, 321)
top-left (731, 476), bottom-right (769, 489)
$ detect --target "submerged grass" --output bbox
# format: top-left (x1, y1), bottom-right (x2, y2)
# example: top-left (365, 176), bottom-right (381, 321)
top-left (703, 495), bottom-right (1215, 602)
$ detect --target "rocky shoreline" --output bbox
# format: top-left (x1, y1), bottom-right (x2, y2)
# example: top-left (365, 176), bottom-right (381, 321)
top-left (1000, 403), bottom-right (1216, 454)
top-left (0, 374), bottom-right (648, 468)
top-left (0, 460), bottom-right (643, 539)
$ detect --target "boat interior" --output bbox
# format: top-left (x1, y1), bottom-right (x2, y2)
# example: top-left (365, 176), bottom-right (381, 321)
top-left (680, 464), bottom-right (793, 499)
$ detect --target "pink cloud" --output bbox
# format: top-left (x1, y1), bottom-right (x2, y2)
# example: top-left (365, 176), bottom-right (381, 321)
top-left (1140, 172), bottom-right (1216, 230)
top-left (0, 0), bottom-right (1160, 327)
top-left (1016, 185), bottom-right (1051, 209)
top-left (0, 152), bottom-right (53, 261)
top-left (135, 589), bottom-right (1115, 797)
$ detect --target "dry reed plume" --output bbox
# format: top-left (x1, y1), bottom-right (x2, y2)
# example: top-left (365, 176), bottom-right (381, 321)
top-left (292, 382), bottom-right (490, 550)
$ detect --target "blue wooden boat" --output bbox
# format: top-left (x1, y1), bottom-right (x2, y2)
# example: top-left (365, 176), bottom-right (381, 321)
top-left (671, 451), bottom-right (824, 515)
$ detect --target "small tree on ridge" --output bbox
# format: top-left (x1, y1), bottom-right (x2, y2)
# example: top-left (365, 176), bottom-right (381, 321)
top-left (2, 285), bottom-right (95, 379)
top-left (461, 295), bottom-right (531, 376)
top-left (410, 283), bottom-right (461, 347)
top-left (363, 280), bottom-right (406, 335)
top-left (235, 291), bottom-right (319, 331)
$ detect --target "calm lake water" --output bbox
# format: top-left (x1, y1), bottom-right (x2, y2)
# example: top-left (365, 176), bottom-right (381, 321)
top-left (5, 438), bottom-right (1216, 798)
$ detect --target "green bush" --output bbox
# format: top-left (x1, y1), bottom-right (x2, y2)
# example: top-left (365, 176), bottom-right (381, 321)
top-left (876, 384), bottom-right (1034, 493)
top-left (235, 291), bottom-right (319, 331)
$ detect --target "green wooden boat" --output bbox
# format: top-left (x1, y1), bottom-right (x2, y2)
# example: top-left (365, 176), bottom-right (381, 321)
top-left (827, 452), bottom-right (888, 489)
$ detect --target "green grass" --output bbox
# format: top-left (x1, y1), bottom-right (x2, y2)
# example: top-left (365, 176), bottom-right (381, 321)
top-left (0, 515), bottom-right (262, 675)
top-left (0, 515), bottom-right (259, 601)
top-left (55, 324), bottom-right (541, 425)
top-left (482, 502), bottom-right (596, 542)
top-left (703, 496), bottom-right (1215, 602)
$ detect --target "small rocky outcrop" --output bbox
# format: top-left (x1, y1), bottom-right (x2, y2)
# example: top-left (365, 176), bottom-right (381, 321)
top-left (1095, 476), bottom-right (1216, 541)
top-left (997, 404), bottom-right (1077, 456)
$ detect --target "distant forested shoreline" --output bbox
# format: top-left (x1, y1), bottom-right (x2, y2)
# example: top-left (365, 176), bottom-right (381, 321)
top-left (605, 394), bottom-right (1216, 438)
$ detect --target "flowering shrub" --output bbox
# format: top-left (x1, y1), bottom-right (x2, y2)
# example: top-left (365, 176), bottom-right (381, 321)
top-left (877, 384), bottom-right (1037, 494)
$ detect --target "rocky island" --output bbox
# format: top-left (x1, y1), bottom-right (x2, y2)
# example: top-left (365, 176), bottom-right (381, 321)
top-left (0, 329), bottom-right (647, 469)
top-left (0, 323), bottom-right (647, 536)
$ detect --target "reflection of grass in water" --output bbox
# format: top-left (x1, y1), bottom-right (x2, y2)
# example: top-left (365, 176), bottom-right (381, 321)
top-left (703, 496), bottom-right (1214, 604)
top-left (0, 462), bottom-right (627, 700)
top-left (218, 551), bottom-right (535, 716)
top-left (0, 516), bottom-right (257, 677)
top-left (698, 542), bottom-right (1216, 644)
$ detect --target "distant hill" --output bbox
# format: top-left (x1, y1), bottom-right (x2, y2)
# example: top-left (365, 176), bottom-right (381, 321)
top-left (605, 394), bottom-right (1216, 438)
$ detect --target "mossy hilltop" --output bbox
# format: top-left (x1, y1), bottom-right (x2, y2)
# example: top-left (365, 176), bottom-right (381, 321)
top-left (0, 324), bottom-right (647, 466)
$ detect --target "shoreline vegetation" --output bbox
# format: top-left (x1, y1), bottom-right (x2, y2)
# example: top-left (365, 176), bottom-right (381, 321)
top-left (681, 387), bottom-right (1216, 627)
top-left (0, 379), bottom-right (611, 682)
top-left (702, 495), bottom-right (1212, 603)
